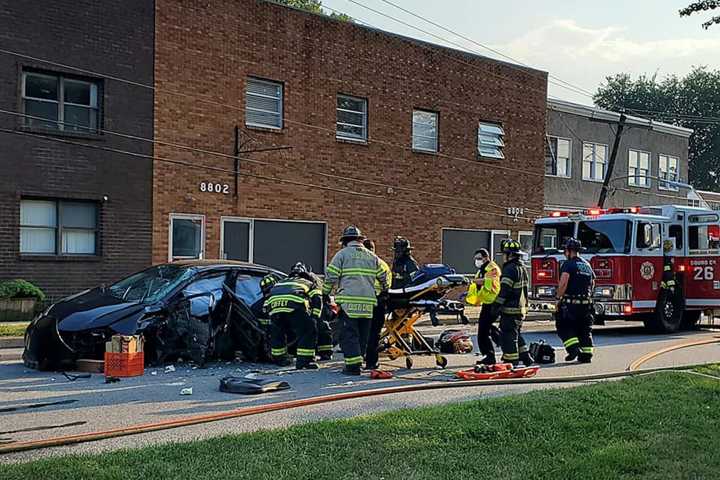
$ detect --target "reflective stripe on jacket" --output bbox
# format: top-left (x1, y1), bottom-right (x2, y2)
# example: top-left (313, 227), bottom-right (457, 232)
top-left (375, 258), bottom-right (392, 295)
top-left (475, 260), bottom-right (501, 304)
top-left (323, 241), bottom-right (390, 318)
top-left (265, 277), bottom-right (323, 319)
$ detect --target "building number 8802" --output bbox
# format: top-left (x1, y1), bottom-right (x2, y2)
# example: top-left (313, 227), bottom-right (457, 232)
top-left (199, 182), bottom-right (230, 194)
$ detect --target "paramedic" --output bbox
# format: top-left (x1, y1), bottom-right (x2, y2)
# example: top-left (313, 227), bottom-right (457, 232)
top-left (265, 262), bottom-right (323, 370)
top-left (556, 237), bottom-right (595, 363)
top-left (491, 239), bottom-right (534, 366)
top-left (391, 236), bottom-right (419, 289)
top-left (363, 238), bottom-right (393, 370)
top-left (473, 248), bottom-right (501, 365)
top-left (323, 226), bottom-right (390, 375)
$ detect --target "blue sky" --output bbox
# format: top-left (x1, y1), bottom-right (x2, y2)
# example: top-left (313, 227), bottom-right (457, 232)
top-left (321, 0), bottom-right (720, 105)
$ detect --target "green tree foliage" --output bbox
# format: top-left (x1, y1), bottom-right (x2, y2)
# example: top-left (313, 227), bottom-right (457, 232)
top-left (594, 67), bottom-right (720, 191)
top-left (680, 1), bottom-right (720, 29)
top-left (274, 0), bottom-right (352, 21)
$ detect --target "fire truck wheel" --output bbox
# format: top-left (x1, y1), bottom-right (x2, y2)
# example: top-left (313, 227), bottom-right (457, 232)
top-left (681, 310), bottom-right (702, 330)
top-left (644, 293), bottom-right (683, 333)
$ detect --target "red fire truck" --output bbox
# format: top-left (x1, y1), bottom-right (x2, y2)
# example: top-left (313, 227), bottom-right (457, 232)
top-left (530, 205), bottom-right (720, 332)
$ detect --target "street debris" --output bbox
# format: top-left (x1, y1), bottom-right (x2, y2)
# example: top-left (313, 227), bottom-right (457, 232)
top-left (180, 387), bottom-right (193, 395)
top-left (219, 376), bottom-right (290, 395)
top-left (165, 365), bottom-right (176, 373)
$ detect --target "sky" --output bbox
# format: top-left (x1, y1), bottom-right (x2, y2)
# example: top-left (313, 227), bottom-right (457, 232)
top-left (321, 0), bottom-right (720, 105)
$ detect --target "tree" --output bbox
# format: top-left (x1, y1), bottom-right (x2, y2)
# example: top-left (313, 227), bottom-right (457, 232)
top-left (680, 1), bottom-right (720, 29)
top-left (594, 67), bottom-right (720, 191)
top-left (274, 0), bottom-right (352, 21)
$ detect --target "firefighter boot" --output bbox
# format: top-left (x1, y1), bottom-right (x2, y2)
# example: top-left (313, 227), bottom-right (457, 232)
top-left (342, 365), bottom-right (362, 376)
top-left (274, 355), bottom-right (293, 367)
top-left (296, 357), bottom-right (320, 370)
top-left (565, 345), bottom-right (580, 362)
top-left (478, 354), bottom-right (496, 366)
top-left (318, 351), bottom-right (333, 361)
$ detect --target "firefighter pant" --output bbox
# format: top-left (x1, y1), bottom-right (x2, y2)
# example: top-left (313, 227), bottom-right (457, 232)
top-left (365, 299), bottom-right (387, 368)
top-left (339, 309), bottom-right (370, 368)
top-left (269, 310), bottom-right (318, 365)
top-left (477, 304), bottom-right (496, 358)
top-left (556, 303), bottom-right (593, 361)
top-left (316, 308), bottom-right (334, 356)
top-left (499, 314), bottom-right (528, 364)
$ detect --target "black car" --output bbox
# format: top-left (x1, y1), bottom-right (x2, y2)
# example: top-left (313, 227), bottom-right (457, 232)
top-left (23, 260), bottom-right (283, 370)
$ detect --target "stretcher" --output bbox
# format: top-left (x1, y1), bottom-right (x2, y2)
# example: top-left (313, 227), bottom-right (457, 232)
top-left (455, 363), bottom-right (539, 380)
top-left (379, 264), bottom-right (469, 369)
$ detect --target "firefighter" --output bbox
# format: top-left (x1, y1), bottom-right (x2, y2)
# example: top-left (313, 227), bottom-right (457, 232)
top-left (660, 239), bottom-right (677, 295)
top-left (265, 262), bottom-right (322, 370)
top-left (257, 274), bottom-right (278, 330)
top-left (391, 236), bottom-right (419, 289)
top-left (301, 269), bottom-right (334, 361)
top-left (556, 237), bottom-right (595, 363)
top-left (363, 238), bottom-right (393, 370)
top-left (323, 226), bottom-right (390, 375)
top-left (472, 248), bottom-right (501, 365)
top-left (491, 239), bottom-right (534, 366)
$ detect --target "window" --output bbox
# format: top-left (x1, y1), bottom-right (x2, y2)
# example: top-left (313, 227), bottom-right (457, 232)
top-left (336, 94), bottom-right (367, 141)
top-left (582, 142), bottom-right (607, 182)
top-left (245, 78), bottom-right (283, 129)
top-left (233, 274), bottom-right (264, 307)
top-left (252, 220), bottom-right (326, 273)
top-left (20, 199), bottom-right (97, 255)
top-left (689, 225), bottom-right (720, 252)
top-left (532, 223), bottom-right (575, 254)
top-left (477, 122), bottom-right (505, 159)
top-left (109, 265), bottom-right (193, 304)
top-left (412, 110), bottom-right (438, 152)
top-left (441, 229), bottom-right (491, 274)
top-left (659, 154), bottom-right (679, 190)
top-left (545, 136), bottom-right (571, 177)
top-left (635, 222), bottom-right (661, 251)
top-left (22, 71), bottom-right (99, 133)
top-left (170, 214), bottom-right (204, 261)
top-left (628, 150), bottom-right (650, 187)
top-left (669, 224), bottom-right (684, 250)
top-left (577, 220), bottom-right (632, 254)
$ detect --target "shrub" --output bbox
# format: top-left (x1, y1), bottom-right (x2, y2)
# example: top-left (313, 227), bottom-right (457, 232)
top-left (0, 279), bottom-right (46, 301)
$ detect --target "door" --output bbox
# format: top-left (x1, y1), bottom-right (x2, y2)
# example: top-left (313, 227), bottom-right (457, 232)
top-left (441, 228), bottom-right (491, 274)
top-left (491, 230), bottom-right (511, 266)
top-left (221, 219), bottom-right (251, 261)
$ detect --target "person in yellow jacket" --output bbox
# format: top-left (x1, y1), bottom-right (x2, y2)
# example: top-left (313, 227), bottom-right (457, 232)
top-left (363, 239), bottom-right (393, 370)
top-left (472, 248), bottom-right (501, 365)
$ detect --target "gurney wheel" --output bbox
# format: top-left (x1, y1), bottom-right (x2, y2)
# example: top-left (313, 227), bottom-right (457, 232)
top-left (405, 357), bottom-right (414, 369)
top-left (435, 354), bottom-right (448, 369)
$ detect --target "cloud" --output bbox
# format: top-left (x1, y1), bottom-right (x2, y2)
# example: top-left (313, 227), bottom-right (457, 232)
top-left (470, 19), bottom-right (720, 103)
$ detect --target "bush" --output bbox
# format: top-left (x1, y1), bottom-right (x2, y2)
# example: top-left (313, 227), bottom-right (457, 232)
top-left (0, 279), bottom-right (46, 301)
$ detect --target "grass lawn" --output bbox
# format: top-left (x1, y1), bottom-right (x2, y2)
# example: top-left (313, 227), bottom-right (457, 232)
top-left (0, 322), bottom-right (27, 337)
top-left (3, 370), bottom-right (720, 479)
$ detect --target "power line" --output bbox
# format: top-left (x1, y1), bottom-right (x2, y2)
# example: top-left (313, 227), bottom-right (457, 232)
top-left (0, 108), bottom-right (544, 215)
top-left (373, 0), bottom-right (597, 99)
top-left (0, 126), bottom-right (538, 222)
top-left (0, 48), bottom-right (548, 181)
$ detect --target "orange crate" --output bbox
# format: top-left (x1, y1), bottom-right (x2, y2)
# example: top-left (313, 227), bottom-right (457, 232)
top-left (104, 351), bottom-right (144, 377)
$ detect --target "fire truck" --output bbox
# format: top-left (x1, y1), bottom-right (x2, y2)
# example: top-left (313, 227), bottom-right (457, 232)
top-left (529, 205), bottom-right (720, 332)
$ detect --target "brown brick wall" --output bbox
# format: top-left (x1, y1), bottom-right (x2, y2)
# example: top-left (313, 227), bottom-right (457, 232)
top-left (153, 0), bottom-right (547, 267)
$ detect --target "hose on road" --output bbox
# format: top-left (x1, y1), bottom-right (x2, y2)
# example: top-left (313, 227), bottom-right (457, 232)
top-left (2, 336), bottom-right (719, 455)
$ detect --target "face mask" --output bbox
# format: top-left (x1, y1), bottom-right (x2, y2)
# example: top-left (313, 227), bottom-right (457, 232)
top-left (474, 259), bottom-right (484, 269)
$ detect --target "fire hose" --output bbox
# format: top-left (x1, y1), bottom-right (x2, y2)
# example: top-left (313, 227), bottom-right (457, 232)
top-left (2, 336), bottom-right (720, 455)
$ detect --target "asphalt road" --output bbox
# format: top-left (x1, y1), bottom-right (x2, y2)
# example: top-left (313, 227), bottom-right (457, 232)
top-left (1, 319), bottom-right (719, 464)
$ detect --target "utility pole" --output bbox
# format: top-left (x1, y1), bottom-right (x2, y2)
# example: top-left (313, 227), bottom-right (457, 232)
top-left (598, 113), bottom-right (627, 208)
top-left (233, 125), bottom-right (240, 199)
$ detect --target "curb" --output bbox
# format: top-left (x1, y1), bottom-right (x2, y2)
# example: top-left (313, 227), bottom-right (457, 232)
top-left (0, 337), bottom-right (23, 349)
top-left (0, 348), bottom-right (22, 361)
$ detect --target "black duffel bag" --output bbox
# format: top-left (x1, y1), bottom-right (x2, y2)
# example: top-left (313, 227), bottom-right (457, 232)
top-left (528, 340), bottom-right (555, 364)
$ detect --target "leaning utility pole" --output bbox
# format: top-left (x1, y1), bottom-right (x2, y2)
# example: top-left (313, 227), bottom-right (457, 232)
top-left (598, 113), bottom-right (627, 208)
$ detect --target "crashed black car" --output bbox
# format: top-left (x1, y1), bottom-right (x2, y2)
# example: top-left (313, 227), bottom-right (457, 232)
top-left (23, 260), bottom-right (284, 370)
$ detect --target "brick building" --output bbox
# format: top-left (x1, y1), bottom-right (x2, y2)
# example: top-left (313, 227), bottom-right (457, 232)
top-left (153, 0), bottom-right (548, 275)
top-left (0, 0), bottom-right (154, 298)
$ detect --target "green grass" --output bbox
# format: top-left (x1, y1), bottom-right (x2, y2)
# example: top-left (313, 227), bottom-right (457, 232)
top-left (0, 322), bottom-right (27, 337)
top-left (3, 371), bottom-right (720, 479)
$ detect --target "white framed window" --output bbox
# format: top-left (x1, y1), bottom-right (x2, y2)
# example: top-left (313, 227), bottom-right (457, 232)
top-left (628, 149), bottom-right (650, 188)
top-left (336, 94), bottom-right (367, 141)
top-left (20, 199), bottom-right (98, 255)
top-left (22, 71), bottom-right (99, 133)
top-left (412, 110), bottom-right (438, 152)
top-left (478, 122), bottom-right (505, 159)
top-left (659, 154), bottom-right (679, 191)
top-left (545, 136), bottom-right (571, 177)
top-left (245, 78), bottom-right (283, 129)
top-left (582, 142), bottom-right (608, 182)
top-left (169, 214), bottom-right (205, 261)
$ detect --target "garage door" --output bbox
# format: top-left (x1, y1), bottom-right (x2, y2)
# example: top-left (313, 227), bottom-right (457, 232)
top-left (441, 229), bottom-right (491, 274)
top-left (252, 220), bottom-right (326, 274)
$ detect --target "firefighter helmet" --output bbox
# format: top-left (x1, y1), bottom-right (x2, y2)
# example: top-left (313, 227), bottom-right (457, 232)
top-left (289, 262), bottom-right (310, 277)
top-left (260, 274), bottom-right (277, 295)
top-left (340, 225), bottom-right (364, 242)
top-left (393, 236), bottom-right (413, 253)
top-left (500, 239), bottom-right (522, 254)
top-left (562, 237), bottom-right (583, 252)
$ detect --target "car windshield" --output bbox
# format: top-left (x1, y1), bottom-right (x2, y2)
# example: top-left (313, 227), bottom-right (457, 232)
top-left (108, 265), bottom-right (194, 304)
top-left (578, 220), bottom-right (632, 254)
top-left (533, 222), bottom-right (575, 254)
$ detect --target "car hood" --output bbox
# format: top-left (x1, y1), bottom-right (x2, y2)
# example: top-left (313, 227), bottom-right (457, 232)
top-left (53, 289), bottom-right (149, 332)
